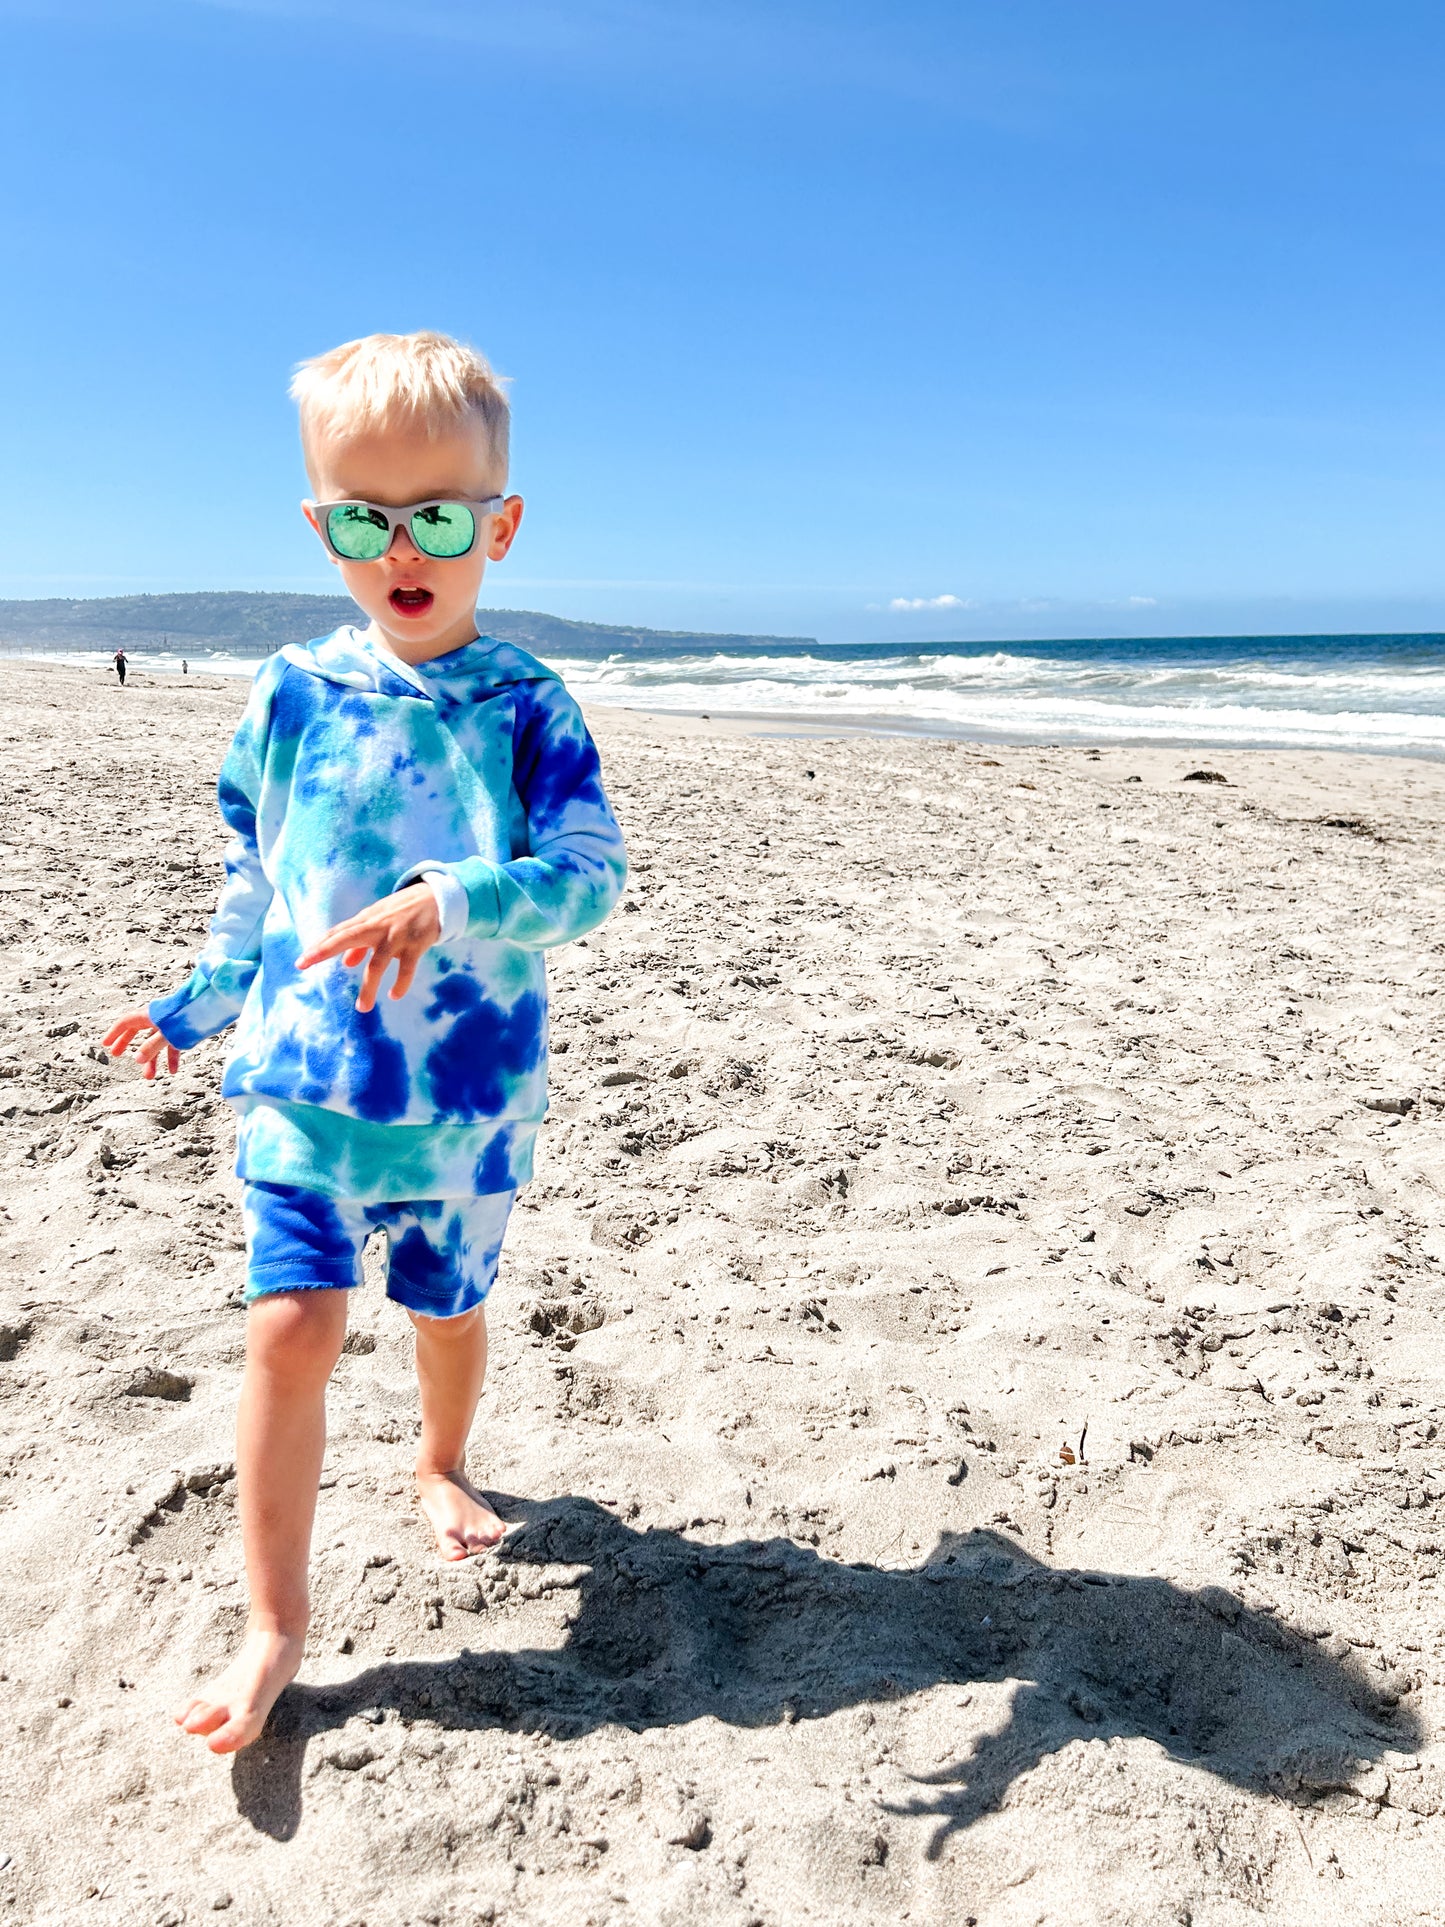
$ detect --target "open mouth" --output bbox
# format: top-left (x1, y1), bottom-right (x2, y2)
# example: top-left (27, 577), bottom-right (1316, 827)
top-left (388, 586), bottom-right (435, 617)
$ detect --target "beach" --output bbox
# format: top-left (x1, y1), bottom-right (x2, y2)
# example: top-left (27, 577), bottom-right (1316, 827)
top-left (4, 658), bottom-right (1445, 1923)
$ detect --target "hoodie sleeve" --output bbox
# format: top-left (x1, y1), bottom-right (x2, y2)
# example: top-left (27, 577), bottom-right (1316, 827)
top-left (398, 680), bottom-right (626, 949)
top-left (148, 663), bottom-right (280, 1048)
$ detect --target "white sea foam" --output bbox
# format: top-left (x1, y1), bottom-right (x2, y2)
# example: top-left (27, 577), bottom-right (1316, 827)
top-left (12, 639), bottom-right (1445, 755)
top-left (544, 646), bottom-right (1445, 754)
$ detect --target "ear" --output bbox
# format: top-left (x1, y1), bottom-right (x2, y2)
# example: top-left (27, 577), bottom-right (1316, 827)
top-left (486, 495), bottom-right (524, 563)
top-left (302, 500), bottom-right (338, 565)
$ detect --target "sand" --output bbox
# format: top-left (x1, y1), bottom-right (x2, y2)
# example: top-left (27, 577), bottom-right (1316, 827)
top-left (3, 659), bottom-right (1445, 1925)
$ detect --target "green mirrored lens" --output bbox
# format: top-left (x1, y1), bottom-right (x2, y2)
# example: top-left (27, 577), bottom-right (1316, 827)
top-left (410, 503), bottom-right (476, 559)
top-left (327, 503), bottom-right (391, 561)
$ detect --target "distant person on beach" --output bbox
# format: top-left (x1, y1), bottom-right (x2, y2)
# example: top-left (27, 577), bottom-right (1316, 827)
top-left (102, 331), bottom-right (627, 1753)
top-left (181, 658), bottom-right (188, 675)
top-left (113, 648), bottom-right (127, 685)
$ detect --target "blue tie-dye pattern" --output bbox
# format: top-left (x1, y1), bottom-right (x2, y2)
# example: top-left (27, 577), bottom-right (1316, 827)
top-left (242, 1181), bottom-right (363, 1292)
top-left (245, 1180), bottom-right (513, 1318)
top-left (388, 1220), bottom-right (462, 1304)
top-left (150, 626), bottom-right (626, 1202)
top-left (346, 1002), bottom-right (412, 1123)
top-left (421, 972), bottom-right (545, 1122)
top-left (470, 1134), bottom-right (519, 1197)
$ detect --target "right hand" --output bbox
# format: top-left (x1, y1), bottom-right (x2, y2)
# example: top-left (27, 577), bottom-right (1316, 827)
top-left (102, 1010), bottom-right (181, 1080)
top-left (295, 881), bottom-right (443, 1013)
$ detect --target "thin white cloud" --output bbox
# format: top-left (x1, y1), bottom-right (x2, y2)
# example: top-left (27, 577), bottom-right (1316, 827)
top-left (887, 593), bottom-right (977, 612)
top-left (1126, 594), bottom-right (1159, 607)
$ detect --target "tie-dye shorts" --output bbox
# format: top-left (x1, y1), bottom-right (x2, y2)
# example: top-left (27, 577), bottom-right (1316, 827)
top-left (241, 1181), bottom-right (515, 1321)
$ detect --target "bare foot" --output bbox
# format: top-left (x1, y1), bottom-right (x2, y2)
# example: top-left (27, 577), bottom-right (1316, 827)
top-left (416, 1465), bottom-right (506, 1560)
top-left (173, 1626), bottom-right (306, 1754)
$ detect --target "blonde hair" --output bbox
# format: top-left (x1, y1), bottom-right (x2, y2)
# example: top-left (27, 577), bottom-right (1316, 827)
top-left (290, 330), bottom-right (510, 481)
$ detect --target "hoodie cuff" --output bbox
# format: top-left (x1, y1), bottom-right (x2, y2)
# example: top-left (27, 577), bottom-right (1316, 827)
top-left (148, 967), bottom-right (246, 1049)
top-left (397, 863), bottom-right (470, 942)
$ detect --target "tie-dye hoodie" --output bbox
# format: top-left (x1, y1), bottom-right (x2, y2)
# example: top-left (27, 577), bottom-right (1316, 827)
top-left (149, 626), bottom-right (626, 1201)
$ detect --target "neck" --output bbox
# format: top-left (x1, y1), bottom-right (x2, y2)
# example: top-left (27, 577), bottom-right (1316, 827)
top-left (365, 612), bottom-right (479, 665)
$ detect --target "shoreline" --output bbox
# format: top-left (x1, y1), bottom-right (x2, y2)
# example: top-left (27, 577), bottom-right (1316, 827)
top-left (9, 650), bottom-right (1445, 762)
top-left (591, 700), bottom-right (1445, 763)
top-left (588, 698), bottom-right (1445, 803)
top-left (14, 651), bottom-right (1445, 763)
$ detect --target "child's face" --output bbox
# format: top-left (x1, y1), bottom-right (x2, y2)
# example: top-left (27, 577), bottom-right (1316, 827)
top-left (303, 416), bottom-right (523, 661)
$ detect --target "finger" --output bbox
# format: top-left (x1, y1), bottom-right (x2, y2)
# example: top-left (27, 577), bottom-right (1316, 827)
top-left (167, 1047), bottom-right (179, 1075)
top-left (296, 935), bottom-right (352, 970)
top-left (355, 949), bottom-right (395, 1015)
top-left (297, 919), bottom-right (380, 969)
top-left (389, 953), bottom-right (418, 1001)
top-left (103, 1017), bottom-right (146, 1054)
top-left (342, 946), bottom-right (372, 968)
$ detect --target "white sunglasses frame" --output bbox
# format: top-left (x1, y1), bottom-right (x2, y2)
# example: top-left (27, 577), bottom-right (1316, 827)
top-left (310, 496), bottom-right (506, 562)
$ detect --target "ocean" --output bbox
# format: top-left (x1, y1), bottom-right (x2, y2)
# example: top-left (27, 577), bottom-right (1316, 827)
top-left (13, 631), bottom-right (1445, 757)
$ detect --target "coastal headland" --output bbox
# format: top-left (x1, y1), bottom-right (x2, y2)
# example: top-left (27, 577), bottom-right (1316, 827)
top-left (2, 662), bottom-right (1444, 1922)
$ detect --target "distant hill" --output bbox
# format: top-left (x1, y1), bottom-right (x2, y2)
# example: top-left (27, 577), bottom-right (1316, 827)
top-left (0, 592), bottom-right (814, 659)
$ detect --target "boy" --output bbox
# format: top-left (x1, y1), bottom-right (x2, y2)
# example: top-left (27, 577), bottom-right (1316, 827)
top-left (103, 331), bottom-right (627, 1754)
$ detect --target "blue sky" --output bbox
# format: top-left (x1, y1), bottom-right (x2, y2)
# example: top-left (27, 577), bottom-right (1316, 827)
top-left (0, 0), bottom-right (1441, 641)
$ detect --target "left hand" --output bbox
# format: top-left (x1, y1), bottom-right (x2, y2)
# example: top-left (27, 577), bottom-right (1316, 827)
top-left (297, 882), bottom-right (442, 1013)
top-left (102, 1010), bottom-right (182, 1079)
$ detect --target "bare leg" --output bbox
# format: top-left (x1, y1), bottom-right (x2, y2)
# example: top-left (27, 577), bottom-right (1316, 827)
top-left (174, 1289), bottom-right (349, 1753)
top-left (410, 1304), bottom-right (506, 1559)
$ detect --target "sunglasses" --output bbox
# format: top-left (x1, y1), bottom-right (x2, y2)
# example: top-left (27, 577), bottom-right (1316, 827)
top-left (311, 496), bottom-right (505, 563)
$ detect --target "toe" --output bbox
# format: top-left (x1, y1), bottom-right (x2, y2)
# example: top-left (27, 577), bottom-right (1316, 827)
top-left (207, 1715), bottom-right (258, 1755)
top-left (179, 1699), bottom-right (229, 1737)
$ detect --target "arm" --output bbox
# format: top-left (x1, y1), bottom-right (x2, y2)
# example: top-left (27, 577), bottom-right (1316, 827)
top-left (117, 667), bottom-right (279, 1057)
top-left (399, 680), bottom-right (627, 948)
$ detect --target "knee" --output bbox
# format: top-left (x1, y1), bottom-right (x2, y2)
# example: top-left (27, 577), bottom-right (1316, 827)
top-left (410, 1302), bottom-right (486, 1342)
top-left (246, 1292), bottom-right (346, 1385)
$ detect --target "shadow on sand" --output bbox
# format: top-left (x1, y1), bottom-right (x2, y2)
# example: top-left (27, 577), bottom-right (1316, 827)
top-left (233, 1495), bottom-right (1418, 1846)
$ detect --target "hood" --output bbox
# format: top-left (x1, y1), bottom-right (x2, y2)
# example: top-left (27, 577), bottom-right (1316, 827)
top-left (279, 624), bottom-right (562, 702)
